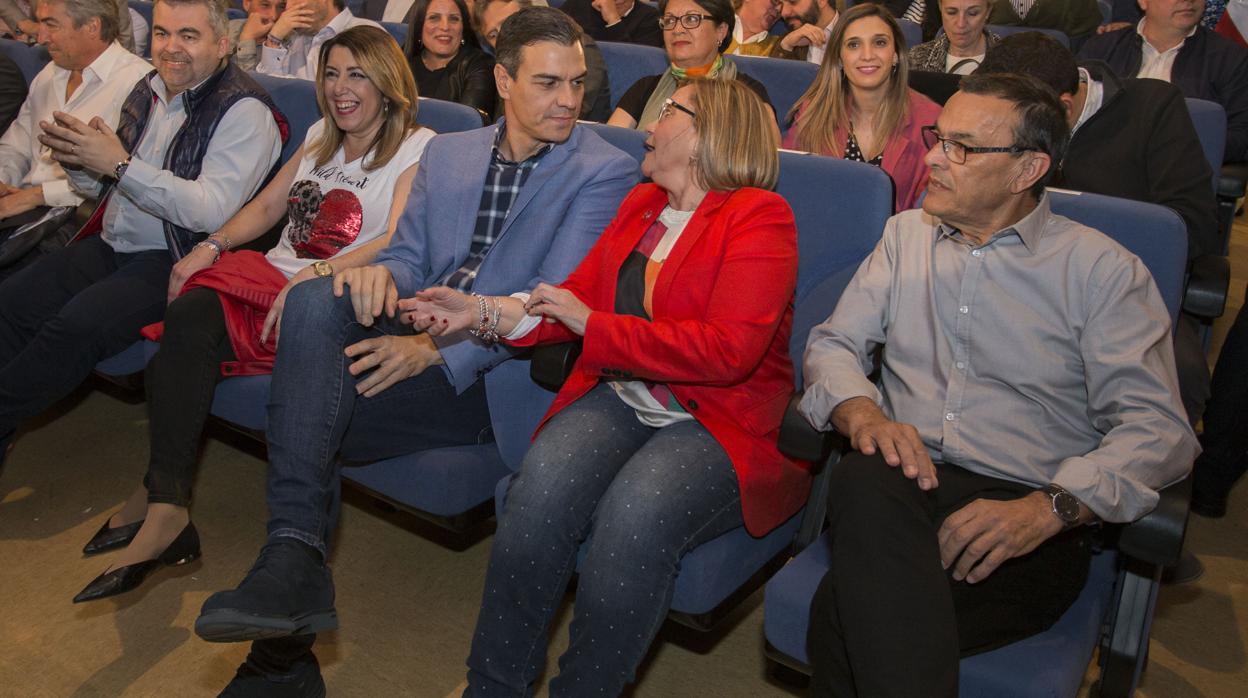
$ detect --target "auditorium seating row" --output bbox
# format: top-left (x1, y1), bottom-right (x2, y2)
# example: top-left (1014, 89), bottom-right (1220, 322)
top-left (0, 35), bottom-right (1213, 697)
top-left (124, 0), bottom-right (411, 55)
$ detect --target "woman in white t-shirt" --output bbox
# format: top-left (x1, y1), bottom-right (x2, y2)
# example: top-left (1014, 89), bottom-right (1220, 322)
top-left (73, 26), bottom-right (435, 603)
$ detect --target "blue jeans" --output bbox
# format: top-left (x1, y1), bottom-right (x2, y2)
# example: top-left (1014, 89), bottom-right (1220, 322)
top-left (464, 383), bottom-right (744, 697)
top-left (264, 277), bottom-right (493, 556)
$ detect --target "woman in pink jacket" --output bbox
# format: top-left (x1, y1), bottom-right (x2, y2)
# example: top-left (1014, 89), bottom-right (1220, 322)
top-left (782, 2), bottom-right (942, 212)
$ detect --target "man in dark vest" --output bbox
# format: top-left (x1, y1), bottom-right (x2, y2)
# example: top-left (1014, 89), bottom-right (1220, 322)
top-left (0, 0), bottom-right (285, 468)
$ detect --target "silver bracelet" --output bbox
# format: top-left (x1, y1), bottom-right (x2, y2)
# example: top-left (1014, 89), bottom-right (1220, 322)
top-left (194, 239), bottom-right (223, 263)
top-left (468, 293), bottom-right (501, 345)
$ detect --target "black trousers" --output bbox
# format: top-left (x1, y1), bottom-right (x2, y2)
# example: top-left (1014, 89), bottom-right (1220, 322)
top-left (0, 235), bottom-right (171, 437)
top-left (808, 452), bottom-right (1092, 698)
top-left (1194, 283), bottom-right (1248, 500)
top-left (144, 288), bottom-right (236, 507)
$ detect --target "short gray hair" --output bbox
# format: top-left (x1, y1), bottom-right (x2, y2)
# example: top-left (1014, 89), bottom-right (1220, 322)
top-left (49, 0), bottom-right (121, 43)
top-left (155, 0), bottom-right (230, 39)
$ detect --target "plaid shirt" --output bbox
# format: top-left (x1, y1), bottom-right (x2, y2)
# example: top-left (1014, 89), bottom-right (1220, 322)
top-left (442, 125), bottom-right (554, 291)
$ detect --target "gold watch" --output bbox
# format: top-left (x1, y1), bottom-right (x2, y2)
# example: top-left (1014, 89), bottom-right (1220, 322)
top-left (311, 261), bottom-right (333, 278)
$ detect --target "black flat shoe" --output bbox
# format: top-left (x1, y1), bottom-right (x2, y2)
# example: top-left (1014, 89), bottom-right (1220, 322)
top-left (82, 517), bottom-right (145, 556)
top-left (73, 523), bottom-right (201, 603)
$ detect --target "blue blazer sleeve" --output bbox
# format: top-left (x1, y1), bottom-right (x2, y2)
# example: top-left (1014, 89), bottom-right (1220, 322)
top-left (376, 154), bottom-right (432, 298)
top-left (435, 139), bottom-right (640, 394)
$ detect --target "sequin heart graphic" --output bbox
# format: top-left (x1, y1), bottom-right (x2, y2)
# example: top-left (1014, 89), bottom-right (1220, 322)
top-left (288, 181), bottom-right (363, 259)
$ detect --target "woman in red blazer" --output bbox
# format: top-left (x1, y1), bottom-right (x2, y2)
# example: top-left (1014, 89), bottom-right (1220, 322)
top-left (781, 2), bottom-right (942, 212)
top-left (406, 79), bottom-right (808, 696)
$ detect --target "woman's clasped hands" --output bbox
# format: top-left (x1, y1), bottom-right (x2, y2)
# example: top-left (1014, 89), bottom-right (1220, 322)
top-left (400, 282), bottom-right (592, 337)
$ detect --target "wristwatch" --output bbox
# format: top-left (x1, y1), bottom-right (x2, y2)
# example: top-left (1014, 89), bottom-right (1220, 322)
top-left (1041, 484), bottom-right (1082, 528)
top-left (312, 260), bottom-right (334, 277)
top-left (113, 157), bottom-right (131, 181)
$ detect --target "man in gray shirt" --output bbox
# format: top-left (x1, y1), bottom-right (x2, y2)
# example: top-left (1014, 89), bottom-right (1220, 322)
top-left (798, 73), bottom-right (1198, 697)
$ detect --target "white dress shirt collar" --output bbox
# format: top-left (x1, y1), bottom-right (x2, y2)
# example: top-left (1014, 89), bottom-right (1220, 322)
top-left (733, 14), bottom-right (770, 46)
top-left (51, 42), bottom-right (136, 98)
top-left (1072, 67), bottom-right (1104, 134)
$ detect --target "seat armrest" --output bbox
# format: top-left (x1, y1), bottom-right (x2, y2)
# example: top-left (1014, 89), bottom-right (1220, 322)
top-left (1113, 477), bottom-right (1191, 568)
top-left (778, 392), bottom-right (834, 463)
top-left (529, 341), bottom-right (582, 392)
top-left (1182, 254), bottom-right (1229, 319)
top-left (1218, 162), bottom-right (1247, 200)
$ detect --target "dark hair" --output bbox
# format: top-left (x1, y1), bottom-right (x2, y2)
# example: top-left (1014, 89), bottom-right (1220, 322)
top-left (976, 31), bottom-right (1079, 97)
top-left (958, 72), bottom-right (1071, 197)
top-left (494, 6), bottom-right (583, 77)
top-left (657, 0), bottom-right (735, 54)
top-left (405, 0), bottom-right (482, 56)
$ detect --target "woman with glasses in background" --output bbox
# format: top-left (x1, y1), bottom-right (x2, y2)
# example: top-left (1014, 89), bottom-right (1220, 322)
top-left (607, 0), bottom-right (777, 132)
top-left (783, 2), bottom-right (940, 211)
top-left (409, 79), bottom-right (807, 696)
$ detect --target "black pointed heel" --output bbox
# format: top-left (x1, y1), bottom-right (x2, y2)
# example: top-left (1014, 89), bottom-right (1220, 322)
top-left (82, 517), bottom-right (145, 556)
top-left (73, 523), bottom-right (201, 603)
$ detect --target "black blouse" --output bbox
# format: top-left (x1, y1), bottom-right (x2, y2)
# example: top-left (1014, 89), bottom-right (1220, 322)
top-left (409, 46), bottom-right (497, 120)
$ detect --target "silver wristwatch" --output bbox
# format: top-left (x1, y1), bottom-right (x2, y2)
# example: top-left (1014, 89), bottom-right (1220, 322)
top-left (1041, 483), bottom-right (1081, 528)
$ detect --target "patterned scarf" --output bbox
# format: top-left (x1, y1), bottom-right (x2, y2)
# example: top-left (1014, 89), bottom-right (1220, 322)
top-left (636, 55), bottom-right (737, 131)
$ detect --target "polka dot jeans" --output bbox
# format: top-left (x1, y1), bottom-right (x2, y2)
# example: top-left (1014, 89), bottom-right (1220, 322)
top-left (464, 383), bottom-right (743, 696)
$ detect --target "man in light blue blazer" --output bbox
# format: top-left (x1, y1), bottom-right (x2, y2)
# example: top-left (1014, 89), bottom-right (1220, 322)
top-left (193, 7), bottom-right (638, 680)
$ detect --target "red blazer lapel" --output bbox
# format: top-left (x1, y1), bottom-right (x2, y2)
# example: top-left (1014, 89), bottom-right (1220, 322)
top-left (649, 189), bottom-right (733, 317)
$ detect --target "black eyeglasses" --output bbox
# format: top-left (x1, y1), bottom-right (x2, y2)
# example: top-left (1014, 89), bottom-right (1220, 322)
top-left (921, 126), bottom-right (1032, 165)
top-left (659, 97), bottom-right (697, 121)
top-left (659, 13), bottom-right (717, 30)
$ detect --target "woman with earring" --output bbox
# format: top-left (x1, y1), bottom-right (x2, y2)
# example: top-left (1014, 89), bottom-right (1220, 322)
top-left (783, 2), bottom-right (940, 211)
top-left (405, 0), bottom-right (496, 122)
top-left (607, 0), bottom-right (776, 131)
top-left (407, 79), bottom-right (807, 696)
top-left (73, 26), bottom-right (436, 603)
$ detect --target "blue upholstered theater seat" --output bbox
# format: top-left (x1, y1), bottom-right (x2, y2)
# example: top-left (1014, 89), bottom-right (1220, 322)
top-left (1186, 98), bottom-right (1227, 191)
top-left (1048, 189), bottom-right (1186, 323)
top-left (381, 21), bottom-right (407, 48)
top-left (763, 189), bottom-right (1189, 696)
top-left (596, 41), bottom-right (668, 113)
top-left (417, 96), bottom-right (485, 133)
top-left (496, 143), bottom-right (896, 626)
top-left (341, 338), bottom-right (547, 523)
top-left (95, 339), bottom-right (160, 378)
top-left (764, 534), bottom-right (1119, 698)
top-left (899, 19), bottom-right (923, 49)
top-left (579, 121), bottom-right (647, 162)
top-left (248, 73), bottom-right (320, 165)
top-left (732, 55), bottom-right (817, 133)
top-left (0, 39), bottom-right (50, 84)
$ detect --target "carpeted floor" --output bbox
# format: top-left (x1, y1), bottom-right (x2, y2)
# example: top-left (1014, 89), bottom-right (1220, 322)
top-left (0, 216), bottom-right (1244, 697)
